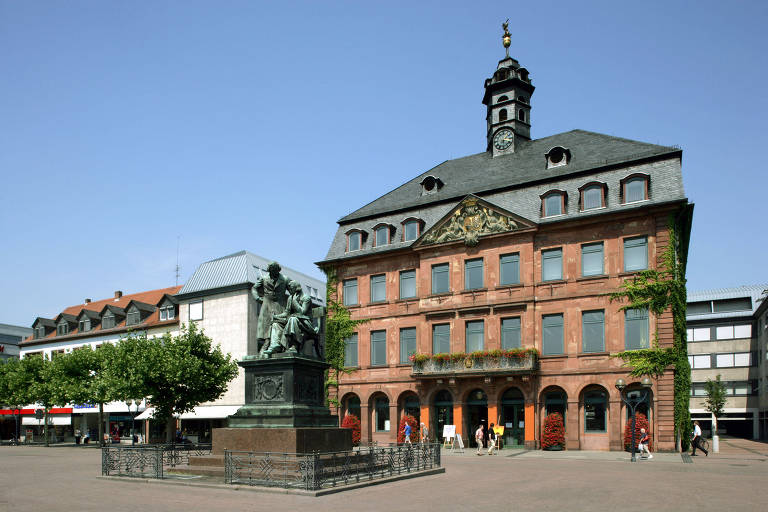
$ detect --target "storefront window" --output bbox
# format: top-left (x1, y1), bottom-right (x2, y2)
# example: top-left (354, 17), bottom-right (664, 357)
top-left (375, 397), bottom-right (390, 432)
top-left (584, 390), bottom-right (607, 432)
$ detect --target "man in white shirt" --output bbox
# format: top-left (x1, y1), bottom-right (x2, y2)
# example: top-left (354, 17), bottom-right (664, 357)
top-left (691, 421), bottom-right (708, 456)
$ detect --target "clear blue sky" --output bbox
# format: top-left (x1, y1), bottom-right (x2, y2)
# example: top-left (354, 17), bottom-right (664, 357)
top-left (2, 1), bottom-right (767, 326)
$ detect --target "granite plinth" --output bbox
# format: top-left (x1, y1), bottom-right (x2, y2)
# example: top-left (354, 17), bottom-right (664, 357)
top-left (212, 427), bottom-right (352, 454)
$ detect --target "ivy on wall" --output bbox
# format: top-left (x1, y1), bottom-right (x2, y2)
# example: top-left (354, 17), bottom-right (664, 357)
top-left (322, 268), bottom-right (368, 409)
top-left (611, 214), bottom-right (691, 451)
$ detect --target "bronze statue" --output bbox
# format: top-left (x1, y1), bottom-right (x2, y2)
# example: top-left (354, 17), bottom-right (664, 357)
top-left (252, 261), bottom-right (288, 356)
top-left (502, 19), bottom-right (511, 57)
top-left (261, 280), bottom-right (319, 359)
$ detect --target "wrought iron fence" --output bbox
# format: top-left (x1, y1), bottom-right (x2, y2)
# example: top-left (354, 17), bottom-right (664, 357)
top-left (101, 443), bottom-right (212, 478)
top-left (225, 443), bottom-right (441, 490)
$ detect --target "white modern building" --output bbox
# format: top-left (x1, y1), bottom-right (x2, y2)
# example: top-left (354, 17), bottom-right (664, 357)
top-left (687, 285), bottom-right (767, 439)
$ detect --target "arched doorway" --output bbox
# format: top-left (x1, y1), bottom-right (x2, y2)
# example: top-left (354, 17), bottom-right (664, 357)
top-left (580, 385), bottom-right (610, 451)
top-left (343, 394), bottom-right (361, 420)
top-left (501, 387), bottom-right (524, 447)
top-left (400, 393), bottom-right (420, 423)
top-left (466, 388), bottom-right (488, 448)
top-left (433, 390), bottom-right (453, 441)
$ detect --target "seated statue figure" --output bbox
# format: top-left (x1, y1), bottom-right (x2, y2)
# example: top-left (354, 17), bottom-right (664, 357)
top-left (261, 280), bottom-right (318, 358)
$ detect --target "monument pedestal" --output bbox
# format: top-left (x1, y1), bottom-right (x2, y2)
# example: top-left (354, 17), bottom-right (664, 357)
top-left (214, 353), bottom-right (351, 453)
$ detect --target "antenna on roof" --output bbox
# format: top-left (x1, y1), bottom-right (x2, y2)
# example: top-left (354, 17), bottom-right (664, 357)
top-left (175, 236), bottom-right (181, 286)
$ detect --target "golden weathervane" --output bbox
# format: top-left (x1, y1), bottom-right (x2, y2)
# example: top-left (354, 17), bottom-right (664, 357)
top-left (502, 19), bottom-right (511, 58)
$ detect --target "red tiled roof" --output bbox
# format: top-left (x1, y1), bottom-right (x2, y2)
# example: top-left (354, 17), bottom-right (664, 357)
top-left (21, 286), bottom-right (182, 345)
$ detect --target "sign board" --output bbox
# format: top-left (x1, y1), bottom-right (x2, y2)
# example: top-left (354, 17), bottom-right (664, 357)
top-left (494, 425), bottom-right (505, 436)
top-left (455, 433), bottom-right (465, 449)
top-left (505, 422), bottom-right (513, 428)
top-left (442, 425), bottom-right (456, 439)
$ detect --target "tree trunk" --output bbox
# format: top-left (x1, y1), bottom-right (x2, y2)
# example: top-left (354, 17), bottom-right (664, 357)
top-left (165, 416), bottom-right (176, 444)
top-left (44, 408), bottom-right (49, 447)
top-left (98, 403), bottom-right (105, 447)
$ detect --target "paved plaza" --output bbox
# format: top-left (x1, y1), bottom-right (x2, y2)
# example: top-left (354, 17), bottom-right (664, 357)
top-left (1, 437), bottom-right (767, 512)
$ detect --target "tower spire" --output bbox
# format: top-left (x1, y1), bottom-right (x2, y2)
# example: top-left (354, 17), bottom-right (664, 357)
top-left (502, 19), bottom-right (511, 58)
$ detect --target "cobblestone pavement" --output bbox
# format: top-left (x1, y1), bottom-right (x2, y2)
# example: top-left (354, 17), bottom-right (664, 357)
top-left (1, 438), bottom-right (766, 512)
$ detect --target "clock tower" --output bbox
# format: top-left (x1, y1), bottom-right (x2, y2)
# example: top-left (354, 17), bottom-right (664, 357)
top-left (482, 22), bottom-right (535, 157)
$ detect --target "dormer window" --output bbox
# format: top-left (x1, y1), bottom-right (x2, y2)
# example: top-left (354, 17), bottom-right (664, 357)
top-left (420, 175), bottom-right (444, 195)
top-left (102, 312), bottom-right (115, 329)
top-left (79, 318), bottom-right (91, 332)
top-left (346, 230), bottom-right (365, 252)
top-left (34, 326), bottom-right (45, 339)
top-left (56, 320), bottom-right (69, 336)
top-left (541, 190), bottom-right (567, 217)
top-left (373, 224), bottom-right (394, 247)
top-left (546, 146), bottom-right (571, 169)
top-left (160, 304), bottom-right (175, 321)
top-left (621, 174), bottom-right (650, 203)
top-left (579, 182), bottom-right (607, 211)
top-left (126, 306), bottom-right (141, 326)
top-left (402, 218), bottom-right (423, 242)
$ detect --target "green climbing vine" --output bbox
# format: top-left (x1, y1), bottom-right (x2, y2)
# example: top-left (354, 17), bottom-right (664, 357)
top-left (322, 267), bottom-right (368, 409)
top-left (610, 214), bottom-right (691, 451)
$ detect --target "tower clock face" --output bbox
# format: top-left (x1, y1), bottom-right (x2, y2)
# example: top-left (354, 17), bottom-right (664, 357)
top-left (493, 128), bottom-right (514, 150)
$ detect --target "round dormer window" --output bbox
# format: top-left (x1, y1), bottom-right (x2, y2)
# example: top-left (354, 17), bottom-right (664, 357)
top-left (549, 147), bottom-right (564, 164)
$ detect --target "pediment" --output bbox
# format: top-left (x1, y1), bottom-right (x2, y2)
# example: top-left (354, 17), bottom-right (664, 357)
top-left (415, 195), bottom-right (536, 248)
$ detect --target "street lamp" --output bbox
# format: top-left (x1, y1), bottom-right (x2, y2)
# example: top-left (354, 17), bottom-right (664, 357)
top-left (126, 399), bottom-right (141, 445)
top-left (615, 376), bottom-right (652, 462)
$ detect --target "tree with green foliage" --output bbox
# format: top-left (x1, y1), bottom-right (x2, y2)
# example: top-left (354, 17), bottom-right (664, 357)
top-left (321, 268), bottom-right (368, 410)
top-left (611, 215), bottom-right (691, 451)
top-left (115, 323), bottom-right (239, 443)
top-left (704, 374), bottom-right (727, 437)
top-left (23, 355), bottom-right (68, 446)
top-left (58, 344), bottom-right (118, 446)
top-left (0, 358), bottom-right (29, 443)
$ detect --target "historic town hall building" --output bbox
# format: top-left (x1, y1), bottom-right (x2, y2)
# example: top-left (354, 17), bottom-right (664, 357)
top-left (319, 37), bottom-right (693, 451)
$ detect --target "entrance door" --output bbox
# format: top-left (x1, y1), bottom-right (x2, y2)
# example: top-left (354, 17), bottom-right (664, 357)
top-left (501, 388), bottom-right (524, 447)
top-left (466, 389), bottom-right (488, 448)
top-left (433, 390), bottom-right (453, 441)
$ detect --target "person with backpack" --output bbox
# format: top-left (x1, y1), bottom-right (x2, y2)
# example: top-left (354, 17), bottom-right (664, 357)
top-left (638, 428), bottom-right (652, 459)
top-left (487, 423), bottom-right (497, 455)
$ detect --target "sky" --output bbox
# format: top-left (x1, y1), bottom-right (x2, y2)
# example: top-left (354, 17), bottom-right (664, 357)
top-left (1, 1), bottom-right (767, 326)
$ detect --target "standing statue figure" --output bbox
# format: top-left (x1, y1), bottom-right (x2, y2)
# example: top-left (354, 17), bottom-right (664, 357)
top-left (252, 261), bottom-right (289, 357)
top-left (261, 280), bottom-right (319, 359)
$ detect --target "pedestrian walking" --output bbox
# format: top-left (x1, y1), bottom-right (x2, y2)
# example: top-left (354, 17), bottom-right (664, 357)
top-left (420, 422), bottom-right (429, 444)
top-left (404, 421), bottom-right (412, 445)
top-left (475, 424), bottom-right (485, 455)
top-left (74, 428), bottom-right (81, 445)
top-left (487, 423), bottom-right (497, 455)
top-left (691, 421), bottom-right (708, 456)
top-left (638, 428), bottom-right (652, 459)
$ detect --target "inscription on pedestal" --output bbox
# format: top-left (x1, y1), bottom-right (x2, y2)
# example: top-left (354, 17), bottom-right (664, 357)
top-left (253, 374), bottom-right (284, 401)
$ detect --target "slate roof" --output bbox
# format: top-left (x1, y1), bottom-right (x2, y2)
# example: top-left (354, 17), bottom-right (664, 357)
top-left (339, 130), bottom-right (680, 223)
top-left (322, 129), bottom-right (685, 264)
top-left (178, 250), bottom-right (326, 304)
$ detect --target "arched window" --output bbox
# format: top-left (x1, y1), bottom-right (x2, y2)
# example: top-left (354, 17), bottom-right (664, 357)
top-left (499, 108), bottom-right (508, 122)
top-left (541, 191), bottom-right (566, 217)
top-left (584, 389), bottom-right (608, 432)
top-left (518, 109), bottom-right (526, 122)
top-left (579, 183), bottom-right (607, 210)
top-left (545, 390), bottom-right (567, 421)
top-left (403, 395), bottom-right (420, 421)
top-left (375, 396), bottom-right (390, 432)
top-left (402, 219), bottom-right (421, 241)
top-left (345, 395), bottom-right (361, 419)
top-left (374, 225), bottom-right (390, 247)
top-left (347, 230), bottom-right (363, 252)
top-left (622, 175), bottom-right (649, 203)
top-left (497, 95), bottom-right (509, 103)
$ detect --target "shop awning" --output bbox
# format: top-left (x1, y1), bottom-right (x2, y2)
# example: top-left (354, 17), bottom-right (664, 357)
top-left (71, 401), bottom-right (147, 414)
top-left (135, 405), bottom-right (240, 421)
top-left (179, 406), bottom-right (240, 420)
top-left (22, 416), bottom-right (72, 426)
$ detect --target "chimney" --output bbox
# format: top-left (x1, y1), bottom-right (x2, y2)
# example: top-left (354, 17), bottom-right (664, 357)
top-left (114, 291), bottom-right (123, 300)
top-left (85, 298), bottom-right (91, 304)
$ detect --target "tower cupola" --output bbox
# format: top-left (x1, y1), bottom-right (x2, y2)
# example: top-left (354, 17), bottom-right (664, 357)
top-left (482, 21), bottom-right (535, 157)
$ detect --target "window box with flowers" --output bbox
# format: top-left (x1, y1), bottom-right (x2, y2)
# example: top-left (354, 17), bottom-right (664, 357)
top-left (410, 348), bottom-right (538, 376)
